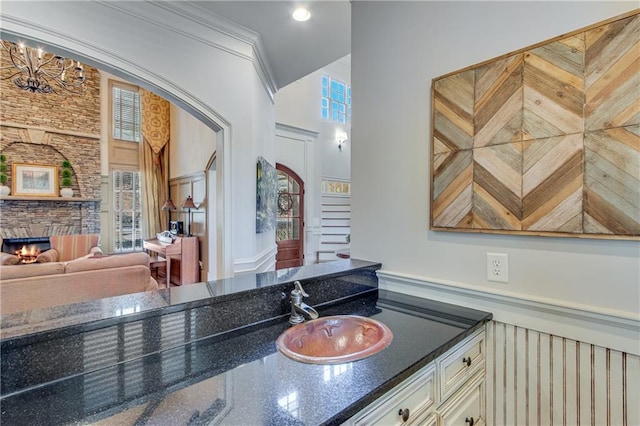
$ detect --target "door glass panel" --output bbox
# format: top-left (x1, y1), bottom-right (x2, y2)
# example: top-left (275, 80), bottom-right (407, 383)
top-left (277, 218), bottom-right (290, 242)
top-left (292, 195), bottom-right (300, 217)
top-left (292, 220), bottom-right (299, 240)
top-left (278, 172), bottom-right (288, 192)
top-left (276, 166), bottom-right (303, 264)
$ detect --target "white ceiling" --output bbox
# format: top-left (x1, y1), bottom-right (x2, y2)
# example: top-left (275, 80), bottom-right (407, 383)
top-left (191, 1), bottom-right (351, 89)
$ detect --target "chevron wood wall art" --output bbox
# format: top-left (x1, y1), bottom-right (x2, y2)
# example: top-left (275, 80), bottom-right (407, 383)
top-left (473, 143), bottom-right (522, 230)
top-left (522, 134), bottom-right (584, 232)
top-left (432, 150), bottom-right (473, 228)
top-left (523, 35), bottom-right (585, 140)
top-left (430, 10), bottom-right (640, 240)
top-left (474, 54), bottom-right (524, 148)
top-left (433, 70), bottom-right (475, 153)
top-left (584, 14), bottom-right (640, 131)
top-left (584, 125), bottom-right (640, 235)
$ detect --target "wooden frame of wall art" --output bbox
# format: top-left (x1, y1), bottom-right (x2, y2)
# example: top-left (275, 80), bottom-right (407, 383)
top-left (11, 163), bottom-right (59, 197)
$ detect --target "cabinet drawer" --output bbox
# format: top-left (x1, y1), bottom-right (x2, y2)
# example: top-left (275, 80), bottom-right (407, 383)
top-left (437, 328), bottom-right (485, 403)
top-left (437, 372), bottom-right (485, 426)
top-left (352, 364), bottom-right (436, 426)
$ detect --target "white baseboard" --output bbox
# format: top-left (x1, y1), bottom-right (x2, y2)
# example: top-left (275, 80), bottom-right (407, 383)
top-left (377, 270), bottom-right (640, 355)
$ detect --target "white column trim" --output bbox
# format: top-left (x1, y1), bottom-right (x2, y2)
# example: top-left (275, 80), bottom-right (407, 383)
top-left (377, 270), bottom-right (640, 355)
top-left (234, 244), bottom-right (277, 275)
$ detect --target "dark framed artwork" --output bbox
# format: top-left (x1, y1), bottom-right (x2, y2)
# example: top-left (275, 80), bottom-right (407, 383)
top-left (256, 156), bottom-right (277, 233)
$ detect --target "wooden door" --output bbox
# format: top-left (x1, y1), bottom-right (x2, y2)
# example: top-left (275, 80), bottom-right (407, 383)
top-left (276, 164), bottom-right (304, 269)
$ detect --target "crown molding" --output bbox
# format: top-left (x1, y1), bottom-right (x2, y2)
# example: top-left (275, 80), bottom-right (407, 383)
top-left (137, 1), bottom-right (277, 101)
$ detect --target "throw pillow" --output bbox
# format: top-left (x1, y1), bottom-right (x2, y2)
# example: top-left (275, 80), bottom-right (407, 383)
top-left (36, 249), bottom-right (59, 263)
top-left (0, 252), bottom-right (20, 265)
top-left (90, 247), bottom-right (104, 257)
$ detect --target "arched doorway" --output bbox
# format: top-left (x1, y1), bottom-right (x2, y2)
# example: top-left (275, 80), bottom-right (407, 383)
top-left (276, 163), bottom-right (304, 269)
top-left (0, 30), bottom-right (233, 278)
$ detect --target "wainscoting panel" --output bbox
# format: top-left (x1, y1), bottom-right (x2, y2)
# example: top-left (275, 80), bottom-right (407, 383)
top-left (486, 320), bottom-right (640, 426)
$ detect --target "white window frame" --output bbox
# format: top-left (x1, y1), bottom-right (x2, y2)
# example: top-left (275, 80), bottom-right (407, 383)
top-left (112, 169), bottom-right (143, 253)
top-left (110, 80), bottom-right (142, 143)
top-left (322, 75), bottom-right (351, 124)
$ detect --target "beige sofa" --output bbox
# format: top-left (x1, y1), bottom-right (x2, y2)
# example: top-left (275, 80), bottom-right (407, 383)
top-left (0, 252), bottom-right (159, 315)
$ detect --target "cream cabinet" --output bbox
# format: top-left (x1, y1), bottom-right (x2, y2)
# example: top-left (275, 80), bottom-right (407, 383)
top-left (350, 363), bottom-right (436, 425)
top-left (346, 327), bottom-right (485, 426)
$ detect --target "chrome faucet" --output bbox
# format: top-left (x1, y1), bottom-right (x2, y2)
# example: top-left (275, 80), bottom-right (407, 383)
top-left (288, 281), bottom-right (319, 325)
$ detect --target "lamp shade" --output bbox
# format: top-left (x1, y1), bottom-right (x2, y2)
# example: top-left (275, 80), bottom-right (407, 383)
top-left (161, 198), bottom-right (177, 210)
top-left (182, 196), bottom-right (197, 210)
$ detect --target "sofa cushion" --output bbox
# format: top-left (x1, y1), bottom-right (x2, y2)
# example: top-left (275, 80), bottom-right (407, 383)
top-left (0, 265), bottom-right (155, 315)
top-left (36, 248), bottom-right (59, 263)
top-left (64, 252), bottom-right (150, 274)
top-left (1, 252), bottom-right (19, 266)
top-left (50, 234), bottom-right (100, 262)
top-left (0, 262), bottom-right (65, 280)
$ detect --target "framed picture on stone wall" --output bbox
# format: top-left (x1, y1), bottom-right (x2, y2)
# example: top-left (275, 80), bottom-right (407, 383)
top-left (12, 163), bottom-right (58, 197)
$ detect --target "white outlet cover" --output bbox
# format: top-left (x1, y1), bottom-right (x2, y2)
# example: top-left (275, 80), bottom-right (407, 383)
top-left (486, 252), bottom-right (509, 283)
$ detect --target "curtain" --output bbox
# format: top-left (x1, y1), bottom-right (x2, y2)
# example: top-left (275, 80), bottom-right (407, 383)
top-left (139, 88), bottom-right (170, 238)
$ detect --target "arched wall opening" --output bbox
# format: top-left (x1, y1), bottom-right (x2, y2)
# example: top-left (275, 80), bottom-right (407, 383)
top-left (0, 22), bottom-right (236, 277)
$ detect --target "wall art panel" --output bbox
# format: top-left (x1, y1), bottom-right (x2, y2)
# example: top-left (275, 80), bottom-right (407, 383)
top-left (474, 54), bottom-right (524, 148)
top-left (584, 14), bottom-right (640, 131)
top-left (523, 34), bottom-right (585, 140)
top-left (432, 150), bottom-right (473, 228)
top-left (433, 70), bottom-right (475, 153)
top-left (430, 10), bottom-right (639, 240)
top-left (522, 134), bottom-right (584, 232)
top-left (584, 125), bottom-right (640, 235)
top-left (472, 142), bottom-right (522, 230)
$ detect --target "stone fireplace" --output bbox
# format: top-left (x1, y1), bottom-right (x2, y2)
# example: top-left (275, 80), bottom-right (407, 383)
top-left (0, 60), bottom-right (101, 240)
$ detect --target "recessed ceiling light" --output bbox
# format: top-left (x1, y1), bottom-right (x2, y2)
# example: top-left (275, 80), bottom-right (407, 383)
top-left (292, 7), bottom-right (311, 22)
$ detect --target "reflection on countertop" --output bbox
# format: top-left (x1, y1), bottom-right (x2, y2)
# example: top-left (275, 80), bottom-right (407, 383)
top-left (0, 259), bottom-right (379, 340)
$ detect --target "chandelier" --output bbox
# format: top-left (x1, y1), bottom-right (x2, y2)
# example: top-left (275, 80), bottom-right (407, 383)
top-left (0, 40), bottom-right (86, 94)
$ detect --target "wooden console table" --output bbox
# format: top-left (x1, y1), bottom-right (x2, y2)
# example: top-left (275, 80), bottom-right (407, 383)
top-left (143, 236), bottom-right (199, 285)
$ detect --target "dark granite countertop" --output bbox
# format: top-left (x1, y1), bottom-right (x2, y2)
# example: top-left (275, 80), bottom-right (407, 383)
top-left (0, 259), bottom-right (380, 340)
top-left (0, 260), bottom-right (492, 425)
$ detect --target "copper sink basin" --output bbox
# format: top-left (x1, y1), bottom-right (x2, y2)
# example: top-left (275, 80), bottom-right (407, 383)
top-left (276, 315), bottom-right (393, 364)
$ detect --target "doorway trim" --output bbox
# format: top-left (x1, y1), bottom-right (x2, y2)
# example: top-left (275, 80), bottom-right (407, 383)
top-left (275, 163), bottom-right (305, 269)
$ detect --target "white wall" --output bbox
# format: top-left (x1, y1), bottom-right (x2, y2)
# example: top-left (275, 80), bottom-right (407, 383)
top-left (351, 2), bottom-right (639, 332)
top-left (170, 105), bottom-right (217, 178)
top-left (276, 57), bottom-right (352, 181)
top-left (1, 1), bottom-right (276, 277)
top-left (275, 57), bottom-right (353, 262)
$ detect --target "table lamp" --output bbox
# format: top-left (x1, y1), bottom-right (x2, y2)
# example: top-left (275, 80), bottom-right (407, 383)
top-left (161, 198), bottom-right (177, 230)
top-left (182, 196), bottom-right (197, 237)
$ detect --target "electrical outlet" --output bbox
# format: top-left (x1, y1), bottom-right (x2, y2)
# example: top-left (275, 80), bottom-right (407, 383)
top-left (486, 253), bottom-right (509, 283)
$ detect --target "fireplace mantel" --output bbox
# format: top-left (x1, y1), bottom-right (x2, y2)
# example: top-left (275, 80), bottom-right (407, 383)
top-left (0, 196), bottom-right (100, 202)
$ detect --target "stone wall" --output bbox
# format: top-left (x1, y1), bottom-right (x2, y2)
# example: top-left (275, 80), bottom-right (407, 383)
top-left (0, 46), bottom-right (102, 237)
top-left (0, 57), bottom-right (100, 133)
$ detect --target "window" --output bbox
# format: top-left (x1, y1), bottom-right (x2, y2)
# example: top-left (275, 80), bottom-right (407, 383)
top-left (322, 75), bottom-right (351, 124)
top-left (112, 82), bottom-right (141, 142)
top-left (113, 170), bottom-right (143, 253)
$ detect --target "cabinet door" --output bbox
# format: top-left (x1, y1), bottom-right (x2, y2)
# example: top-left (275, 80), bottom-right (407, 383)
top-left (437, 329), bottom-right (485, 402)
top-left (351, 364), bottom-right (436, 426)
top-left (437, 372), bottom-right (485, 426)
